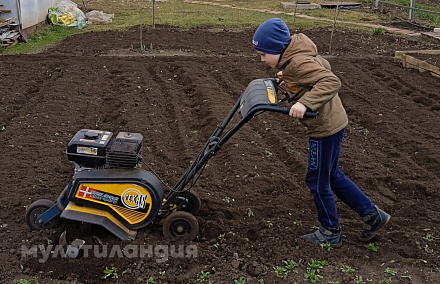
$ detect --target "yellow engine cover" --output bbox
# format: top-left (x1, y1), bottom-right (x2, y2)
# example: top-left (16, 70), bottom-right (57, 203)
top-left (75, 183), bottom-right (153, 225)
top-left (69, 168), bottom-right (164, 230)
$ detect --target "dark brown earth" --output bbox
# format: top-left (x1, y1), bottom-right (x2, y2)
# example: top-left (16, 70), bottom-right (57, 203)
top-left (1, 25), bottom-right (440, 284)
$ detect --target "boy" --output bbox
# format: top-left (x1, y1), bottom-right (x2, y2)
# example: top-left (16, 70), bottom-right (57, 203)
top-left (252, 18), bottom-right (390, 247)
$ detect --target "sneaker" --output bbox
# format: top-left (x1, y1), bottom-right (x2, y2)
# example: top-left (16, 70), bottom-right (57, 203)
top-left (358, 205), bottom-right (391, 242)
top-left (300, 226), bottom-right (342, 248)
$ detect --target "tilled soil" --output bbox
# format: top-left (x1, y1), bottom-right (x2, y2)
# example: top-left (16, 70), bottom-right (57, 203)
top-left (1, 26), bottom-right (440, 283)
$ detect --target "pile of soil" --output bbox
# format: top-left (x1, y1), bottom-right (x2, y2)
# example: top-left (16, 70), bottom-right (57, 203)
top-left (1, 26), bottom-right (440, 283)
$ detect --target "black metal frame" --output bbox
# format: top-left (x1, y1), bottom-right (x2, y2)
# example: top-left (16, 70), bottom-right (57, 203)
top-left (163, 78), bottom-right (316, 206)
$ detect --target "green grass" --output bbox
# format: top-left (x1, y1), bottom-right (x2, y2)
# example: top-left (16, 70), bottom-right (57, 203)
top-left (2, 24), bottom-right (87, 55)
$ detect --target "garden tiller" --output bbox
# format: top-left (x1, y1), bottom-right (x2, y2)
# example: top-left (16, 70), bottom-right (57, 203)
top-left (25, 78), bottom-right (317, 241)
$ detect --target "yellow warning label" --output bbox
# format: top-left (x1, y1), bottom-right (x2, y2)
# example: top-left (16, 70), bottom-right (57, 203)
top-left (267, 88), bottom-right (276, 103)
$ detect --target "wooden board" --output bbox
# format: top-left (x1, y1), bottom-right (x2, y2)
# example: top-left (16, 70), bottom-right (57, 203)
top-left (395, 50), bottom-right (440, 78)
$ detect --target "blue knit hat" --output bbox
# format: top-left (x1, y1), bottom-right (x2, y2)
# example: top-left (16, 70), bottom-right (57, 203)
top-left (252, 18), bottom-right (291, 55)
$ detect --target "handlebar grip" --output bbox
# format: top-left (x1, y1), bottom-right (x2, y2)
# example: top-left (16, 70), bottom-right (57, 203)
top-left (278, 107), bottom-right (318, 118)
top-left (304, 111), bottom-right (318, 119)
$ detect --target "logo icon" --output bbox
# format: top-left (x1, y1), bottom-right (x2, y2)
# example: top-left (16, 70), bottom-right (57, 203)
top-left (121, 188), bottom-right (148, 210)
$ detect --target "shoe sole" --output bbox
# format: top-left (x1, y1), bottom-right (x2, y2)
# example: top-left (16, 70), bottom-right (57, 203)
top-left (358, 213), bottom-right (391, 242)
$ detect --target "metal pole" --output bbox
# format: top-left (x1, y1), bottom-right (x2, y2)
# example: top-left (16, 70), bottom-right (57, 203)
top-left (375, 0), bottom-right (384, 13)
top-left (409, 0), bottom-right (415, 22)
top-left (153, 0), bottom-right (156, 29)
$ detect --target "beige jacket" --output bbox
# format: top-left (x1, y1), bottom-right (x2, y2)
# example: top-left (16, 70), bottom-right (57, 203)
top-left (278, 33), bottom-right (348, 138)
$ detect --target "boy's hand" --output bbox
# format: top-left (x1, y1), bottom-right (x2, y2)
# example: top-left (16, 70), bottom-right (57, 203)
top-left (276, 71), bottom-right (283, 78)
top-left (289, 102), bottom-right (307, 119)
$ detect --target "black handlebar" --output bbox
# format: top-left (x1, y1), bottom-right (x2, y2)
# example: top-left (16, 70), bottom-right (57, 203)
top-left (277, 107), bottom-right (318, 118)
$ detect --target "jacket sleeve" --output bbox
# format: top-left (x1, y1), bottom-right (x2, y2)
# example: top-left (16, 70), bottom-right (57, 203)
top-left (284, 57), bottom-right (341, 111)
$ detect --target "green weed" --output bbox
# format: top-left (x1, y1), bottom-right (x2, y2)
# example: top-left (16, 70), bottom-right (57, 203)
top-left (304, 259), bottom-right (328, 283)
top-left (365, 242), bottom-right (379, 252)
top-left (273, 266), bottom-right (288, 278)
top-left (15, 278), bottom-right (38, 284)
top-left (355, 275), bottom-right (366, 284)
top-left (423, 233), bottom-right (435, 242)
top-left (246, 208), bottom-right (254, 217)
top-left (102, 266), bottom-right (119, 280)
top-left (373, 27), bottom-right (386, 35)
top-left (145, 276), bottom-right (157, 284)
top-left (196, 270), bottom-right (210, 282)
top-left (340, 264), bottom-right (355, 274)
top-left (284, 259), bottom-right (299, 273)
top-left (320, 243), bottom-right (333, 251)
top-left (384, 267), bottom-right (397, 276)
top-left (234, 277), bottom-right (246, 284)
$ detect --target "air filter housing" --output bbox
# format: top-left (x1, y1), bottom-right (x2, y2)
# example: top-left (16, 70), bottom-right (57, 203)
top-left (106, 132), bottom-right (143, 168)
top-left (67, 129), bottom-right (113, 167)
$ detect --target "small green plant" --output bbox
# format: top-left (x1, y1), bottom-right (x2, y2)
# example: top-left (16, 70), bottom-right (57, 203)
top-left (273, 265), bottom-right (288, 278)
top-left (266, 220), bottom-right (273, 228)
top-left (365, 242), bottom-right (379, 252)
top-left (222, 196), bottom-right (232, 203)
top-left (218, 233), bottom-right (225, 243)
top-left (304, 259), bottom-right (328, 283)
top-left (340, 264), bottom-right (355, 274)
top-left (373, 27), bottom-right (386, 35)
top-left (360, 128), bottom-right (370, 136)
top-left (246, 208), bottom-right (254, 217)
top-left (273, 259), bottom-right (299, 278)
top-left (379, 277), bottom-right (392, 284)
top-left (304, 268), bottom-right (323, 283)
top-left (422, 233), bottom-right (434, 241)
top-left (355, 275), bottom-right (366, 284)
top-left (320, 243), bottom-right (333, 251)
top-left (145, 276), bottom-right (157, 284)
top-left (234, 277), bottom-right (246, 284)
top-left (211, 233), bottom-right (225, 250)
top-left (384, 267), bottom-right (397, 276)
top-left (150, 42), bottom-right (154, 50)
top-left (102, 267), bottom-right (119, 280)
top-left (284, 259), bottom-right (299, 273)
top-left (423, 244), bottom-right (433, 253)
top-left (211, 242), bottom-right (220, 250)
top-left (15, 278), bottom-right (39, 284)
top-left (196, 270), bottom-right (210, 282)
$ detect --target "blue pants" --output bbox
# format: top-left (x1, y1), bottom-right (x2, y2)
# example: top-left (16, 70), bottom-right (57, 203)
top-left (306, 129), bottom-right (374, 229)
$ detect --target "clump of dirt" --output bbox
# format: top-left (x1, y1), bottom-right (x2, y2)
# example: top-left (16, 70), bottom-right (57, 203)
top-left (1, 26), bottom-right (440, 283)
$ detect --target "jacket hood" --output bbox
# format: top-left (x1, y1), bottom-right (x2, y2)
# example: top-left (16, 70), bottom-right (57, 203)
top-left (278, 33), bottom-right (318, 67)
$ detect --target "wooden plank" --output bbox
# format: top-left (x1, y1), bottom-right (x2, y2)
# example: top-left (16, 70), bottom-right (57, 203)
top-left (0, 9), bottom-right (11, 13)
top-left (397, 50), bottom-right (440, 55)
top-left (394, 50), bottom-right (440, 77)
top-left (398, 54), bottom-right (440, 76)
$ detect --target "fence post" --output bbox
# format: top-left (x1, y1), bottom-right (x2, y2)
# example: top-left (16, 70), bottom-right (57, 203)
top-left (409, 0), bottom-right (416, 22)
top-left (375, 0), bottom-right (384, 13)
